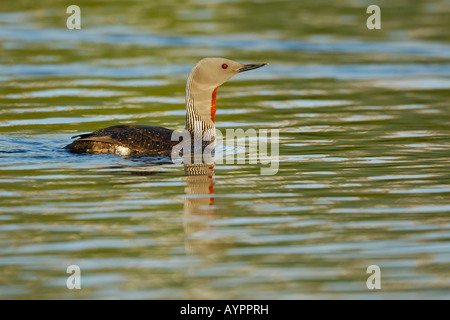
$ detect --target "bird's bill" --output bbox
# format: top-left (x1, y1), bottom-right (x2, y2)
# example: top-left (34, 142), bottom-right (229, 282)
top-left (238, 63), bottom-right (267, 73)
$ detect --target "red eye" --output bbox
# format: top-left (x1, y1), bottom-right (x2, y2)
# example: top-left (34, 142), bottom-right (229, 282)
top-left (222, 63), bottom-right (228, 69)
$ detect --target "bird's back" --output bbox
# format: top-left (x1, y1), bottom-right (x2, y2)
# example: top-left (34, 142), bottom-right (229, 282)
top-left (65, 125), bottom-right (179, 156)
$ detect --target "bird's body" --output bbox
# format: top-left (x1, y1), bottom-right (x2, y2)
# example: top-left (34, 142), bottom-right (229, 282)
top-left (65, 58), bottom-right (266, 156)
top-left (66, 125), bottom-right (177, 156)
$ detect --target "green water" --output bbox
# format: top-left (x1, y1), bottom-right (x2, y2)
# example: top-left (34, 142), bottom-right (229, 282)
top-left (0, 0), bottom-right (449, 299)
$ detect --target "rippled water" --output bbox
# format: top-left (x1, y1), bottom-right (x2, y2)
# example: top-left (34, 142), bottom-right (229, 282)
top-left (1, 0), bottom-right (449, 299)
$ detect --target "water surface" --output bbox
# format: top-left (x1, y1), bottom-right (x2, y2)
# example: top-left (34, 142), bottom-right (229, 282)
top-left (0, 0), bottom-right (449, 299)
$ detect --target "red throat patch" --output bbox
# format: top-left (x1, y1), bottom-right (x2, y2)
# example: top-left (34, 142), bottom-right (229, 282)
top-left (211, 87), bottom-right (218, 123)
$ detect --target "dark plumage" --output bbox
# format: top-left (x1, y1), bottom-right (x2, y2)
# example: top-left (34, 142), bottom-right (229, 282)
top-left (65, 125), bottom-right (179, 156)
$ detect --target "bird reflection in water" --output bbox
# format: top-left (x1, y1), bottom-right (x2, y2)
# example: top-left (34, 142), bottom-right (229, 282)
top-left (105, 156), bottom-right (222, 256)
top-left (183, 162), bottom-right (220, 256)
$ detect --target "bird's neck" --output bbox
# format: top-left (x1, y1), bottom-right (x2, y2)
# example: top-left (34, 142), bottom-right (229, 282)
top-left (185, 73), bottom-right (217, 142)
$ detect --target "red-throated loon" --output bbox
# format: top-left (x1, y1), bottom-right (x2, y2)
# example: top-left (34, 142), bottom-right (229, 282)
top-left (65, 58), bottom-right (266, 155)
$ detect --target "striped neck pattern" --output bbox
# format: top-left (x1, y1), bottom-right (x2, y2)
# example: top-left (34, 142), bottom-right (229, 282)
top-left (185, 67), bottom-right (216, 142)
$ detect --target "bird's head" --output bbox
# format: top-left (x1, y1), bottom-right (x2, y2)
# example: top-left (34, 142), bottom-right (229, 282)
top-left (185, 57), bottom-right (266, 132)
top-left (188, 57), bottom-right (266, 90)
